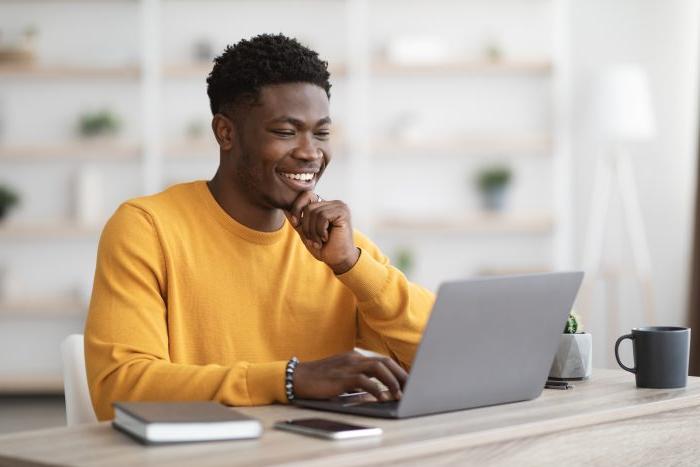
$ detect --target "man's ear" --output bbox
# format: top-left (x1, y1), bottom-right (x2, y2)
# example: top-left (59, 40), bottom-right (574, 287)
top-left (212, 113), bottom-right (236, 151)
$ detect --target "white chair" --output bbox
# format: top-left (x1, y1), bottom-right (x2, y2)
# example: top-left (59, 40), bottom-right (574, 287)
top-left (60, 334), bottom-right (98, 425)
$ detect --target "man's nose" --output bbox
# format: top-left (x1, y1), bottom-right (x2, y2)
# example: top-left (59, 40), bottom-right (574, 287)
top-left (293, 134), bottom-right (322, 160)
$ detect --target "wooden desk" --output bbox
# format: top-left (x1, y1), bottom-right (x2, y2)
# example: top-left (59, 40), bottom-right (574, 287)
top-left (1, 369), bottom-right (699, 466)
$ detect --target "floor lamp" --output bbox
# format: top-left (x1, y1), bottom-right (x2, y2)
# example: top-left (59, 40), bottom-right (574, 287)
top-left (581, 64), bottom-right (656, 346)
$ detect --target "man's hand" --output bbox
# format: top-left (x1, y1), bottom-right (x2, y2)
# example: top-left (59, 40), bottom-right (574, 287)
top-left (285, 191), bottom-right (360, 275)
top-left (293, 351), bottom-right (407, 401)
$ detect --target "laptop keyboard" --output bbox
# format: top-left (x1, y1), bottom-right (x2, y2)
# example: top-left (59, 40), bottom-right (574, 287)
top-left (342, 400), bottom-right (399, 410)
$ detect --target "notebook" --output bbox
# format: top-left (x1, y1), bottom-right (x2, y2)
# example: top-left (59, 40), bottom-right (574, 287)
top-left (112, 401), bottom-right (263, 444)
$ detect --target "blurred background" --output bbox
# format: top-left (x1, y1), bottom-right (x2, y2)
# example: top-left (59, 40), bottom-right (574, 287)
top-left (0, 0), bottom-right (698, 433)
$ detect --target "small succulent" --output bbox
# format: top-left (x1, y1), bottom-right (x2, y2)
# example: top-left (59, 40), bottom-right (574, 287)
top-left (564, 311), bottom-right (582, 334)
top-left (0, 184), bottom-right (19, 220)
top-left (476, 166), bottom-right (512, 192)
top-left (78, 110), bottom-right (120, 138)
top-left (394, 247), bottom-right (414, 276)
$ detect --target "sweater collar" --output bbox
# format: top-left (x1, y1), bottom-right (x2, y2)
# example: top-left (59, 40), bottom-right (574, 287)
top-left (195, 180), bottom-right (289, 245)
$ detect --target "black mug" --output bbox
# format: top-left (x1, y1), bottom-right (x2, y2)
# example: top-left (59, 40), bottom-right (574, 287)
top-left (614, 326), bottom-right (691, 388)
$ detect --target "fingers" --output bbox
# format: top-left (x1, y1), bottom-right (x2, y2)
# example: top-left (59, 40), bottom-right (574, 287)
top-left (300, 202), bottom-right (323, 246)
top-left (286, 192), bottom-right (331, 249)
top-left (349, 374), bottom-right (387, 401)
top-left (294, 352), bottom-right (406, 401)
top-left (376, 357), bottom-right (408, 390)
top-left (287, 191), bottom-right (319, 227)
top-left (301, 203), bottom-right (334, 248)
top-left (358, 359), bottom-right (403, 400)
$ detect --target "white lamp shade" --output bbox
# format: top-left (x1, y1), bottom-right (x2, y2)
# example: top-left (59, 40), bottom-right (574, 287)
top-left (590, 64), bottom-right (656, 141)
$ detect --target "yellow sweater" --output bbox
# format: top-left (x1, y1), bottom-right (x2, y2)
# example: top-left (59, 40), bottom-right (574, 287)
top-left (85, 181), bottom-right (434, 421)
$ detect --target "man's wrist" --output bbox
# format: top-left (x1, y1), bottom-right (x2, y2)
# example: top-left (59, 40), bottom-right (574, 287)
top-left (285, 356), bottom-right (299, 402)
top-left (329, 247), bottom-right (361, 275)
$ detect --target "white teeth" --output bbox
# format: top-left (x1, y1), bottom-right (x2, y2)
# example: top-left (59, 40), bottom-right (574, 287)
top-left (281, 172), bottom-right (314, 182)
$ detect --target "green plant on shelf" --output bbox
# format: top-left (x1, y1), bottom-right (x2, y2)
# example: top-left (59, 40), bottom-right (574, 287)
top-left (0, 184), bottom-right (19, 221)
top-left (394, 247), bottom-right (414, 276)
top-left (474, 165), bottom-right (513, 211)
top-left (564, 310), bottom-right (582, 334)
top-left (476, 166), bottom-right (512, 192)
top-left (78, 110), bottom-right (121, 138)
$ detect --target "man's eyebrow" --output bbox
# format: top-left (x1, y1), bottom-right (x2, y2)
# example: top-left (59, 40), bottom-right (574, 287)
top-left (268, 116), bottom-right (332, 126)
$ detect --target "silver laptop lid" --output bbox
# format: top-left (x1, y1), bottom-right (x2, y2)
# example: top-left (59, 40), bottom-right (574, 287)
top-left (397, 271), bottom-right (584, 418)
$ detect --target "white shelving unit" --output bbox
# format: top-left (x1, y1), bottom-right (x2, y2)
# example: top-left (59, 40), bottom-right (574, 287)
top-left (0, 0), bottom-right (573, 391)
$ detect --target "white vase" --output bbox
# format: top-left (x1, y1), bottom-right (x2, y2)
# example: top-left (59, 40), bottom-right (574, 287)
top-left (74, 165), bottom-right (103, 227)
top-left (549, 332), bottom-right (592, 380)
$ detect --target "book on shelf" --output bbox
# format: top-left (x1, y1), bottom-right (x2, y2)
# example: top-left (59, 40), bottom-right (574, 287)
top-left (112, 401), bottom-right (262, 445)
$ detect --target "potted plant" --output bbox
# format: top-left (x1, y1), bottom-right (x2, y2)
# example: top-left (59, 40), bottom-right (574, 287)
top-left (549, 311), bottom-right (592, 380)
top-left (394, 247), bottom-right (414, 277)
top-left (475, 165), bottom-right (512, 211)
top-left (77, 110), bottom-right (120, 139)
top-left (0, 184), bottom-right (19, 221)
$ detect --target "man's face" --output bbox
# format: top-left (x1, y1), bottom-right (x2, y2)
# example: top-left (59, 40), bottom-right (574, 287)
top-left (227, 82), bottom-right (332, 211)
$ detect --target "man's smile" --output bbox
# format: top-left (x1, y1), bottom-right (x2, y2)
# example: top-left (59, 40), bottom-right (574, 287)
top-left (277, 170), bottom-right (319, 191)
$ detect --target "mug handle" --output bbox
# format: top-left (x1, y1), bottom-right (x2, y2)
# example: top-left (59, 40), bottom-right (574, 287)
top-left (614, 334), bottom-right (636, 374)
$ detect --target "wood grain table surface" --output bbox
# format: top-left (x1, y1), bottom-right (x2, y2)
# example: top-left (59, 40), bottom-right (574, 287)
top-left (0, 369), bottom-right (699, 467)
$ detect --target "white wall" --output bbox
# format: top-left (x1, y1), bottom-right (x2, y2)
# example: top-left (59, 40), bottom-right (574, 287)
top-left (568, 0), bottom-right (700, 367)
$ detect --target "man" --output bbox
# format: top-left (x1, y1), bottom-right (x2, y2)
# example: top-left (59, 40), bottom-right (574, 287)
top-left (85, 34), bottom-right (434, 421)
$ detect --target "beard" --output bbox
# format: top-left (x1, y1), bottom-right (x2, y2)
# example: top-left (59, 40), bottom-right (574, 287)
top-left (233, 152), bottom-right (291, 211)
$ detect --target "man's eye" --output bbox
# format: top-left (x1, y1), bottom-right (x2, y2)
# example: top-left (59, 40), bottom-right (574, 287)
top-left (315, 131), bottom-right (331, 140)
top-left (272, 130), bottom-right (295, 137)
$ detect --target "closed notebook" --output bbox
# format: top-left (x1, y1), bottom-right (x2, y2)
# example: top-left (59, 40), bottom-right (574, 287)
top-left (112, 401), bottom-right (263, 444)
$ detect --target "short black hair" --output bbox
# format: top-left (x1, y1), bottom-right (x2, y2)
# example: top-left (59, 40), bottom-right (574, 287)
top-left (206, 33), bottom-right (331, 115)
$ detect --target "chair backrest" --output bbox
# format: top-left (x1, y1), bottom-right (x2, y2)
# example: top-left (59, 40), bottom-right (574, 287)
top-left (60, 334), bottom-right (97, 425)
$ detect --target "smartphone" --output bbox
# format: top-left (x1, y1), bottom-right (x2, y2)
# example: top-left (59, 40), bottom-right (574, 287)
top-left (273, 418), bottom-right (382, 440)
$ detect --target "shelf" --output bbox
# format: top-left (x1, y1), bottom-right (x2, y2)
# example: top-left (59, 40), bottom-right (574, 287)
top-left (372, 59), bottom-right (552, 75)
top-left (375, 212), bottom-right (554, 234)
top-left (372, 134), bottom-right (551, 157)
top-left (165, 139), bottom-right (219, 159)
top-left (0, 374), bottom-right (63, 394)
top-left (0, 298), bottom-right (86, 316)
top-left (0, 142), bottom-right (141, 161)
top-left (163, 60), bottom-right (546, 80)
top-left (477, 266), bottom-right (553, 276)
top-left (0, 63), bottom-right (140, 79)
top-left (163, 62), bottom-right (347, 79)
top-left (0, 223), bottom-right (101, 240)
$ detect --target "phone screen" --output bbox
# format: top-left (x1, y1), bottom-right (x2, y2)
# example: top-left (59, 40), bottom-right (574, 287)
top-left (283, 418), bottom-right (371, 432)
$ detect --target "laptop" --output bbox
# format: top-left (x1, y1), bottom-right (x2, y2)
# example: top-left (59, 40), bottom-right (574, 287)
top-left (294, 271), bottom-right (584, 419)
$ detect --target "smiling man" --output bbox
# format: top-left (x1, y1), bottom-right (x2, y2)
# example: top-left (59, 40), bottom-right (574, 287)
top-left (84, 34), bottom-right (434, 421)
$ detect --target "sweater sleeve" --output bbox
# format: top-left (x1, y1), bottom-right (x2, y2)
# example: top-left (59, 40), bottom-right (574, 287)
top-left (335, 231), bottom-right (435, 370)
top-left (84, 203), bottom-right (286, 421)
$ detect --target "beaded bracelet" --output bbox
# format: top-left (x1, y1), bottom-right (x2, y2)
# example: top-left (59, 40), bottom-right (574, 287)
top-left (285, 356), bottom-right (300, 402)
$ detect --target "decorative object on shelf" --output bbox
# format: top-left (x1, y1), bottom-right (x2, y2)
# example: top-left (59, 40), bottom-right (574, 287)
top-left (474, 165), bottom-right (512, 211)
top-left (581, 64), bottom-right (657, 339)
top-left (73, 166), bottom-right (103, 227)
top-left (386, 111), bottom-right (426, 145)
top-left (394, 247), bottom-right (414, 277)
top-left (77, 109), bottom-right (121, 138)
top-left (192, 38), bottom-right (215, 63)
top-left (549, 311), bottom-right (592, 380)
top-left (21, 25), bottom-right (39, 54)
top-left (0, 183), bottom-right (19, 221)
top-left (185, 118), bottom-right (207, 140)
top-left (384, 36), bottom-right (451, 65)
top-left (0, 25), bottom-right (38, 64)
top-left (482, 38), bottom-right (504, 63)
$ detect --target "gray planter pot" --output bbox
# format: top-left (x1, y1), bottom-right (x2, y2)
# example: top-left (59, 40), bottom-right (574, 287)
top-left (480, 185), bottom-right (509, 211)
top-left (549, 332), bottom-right (592, 380)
